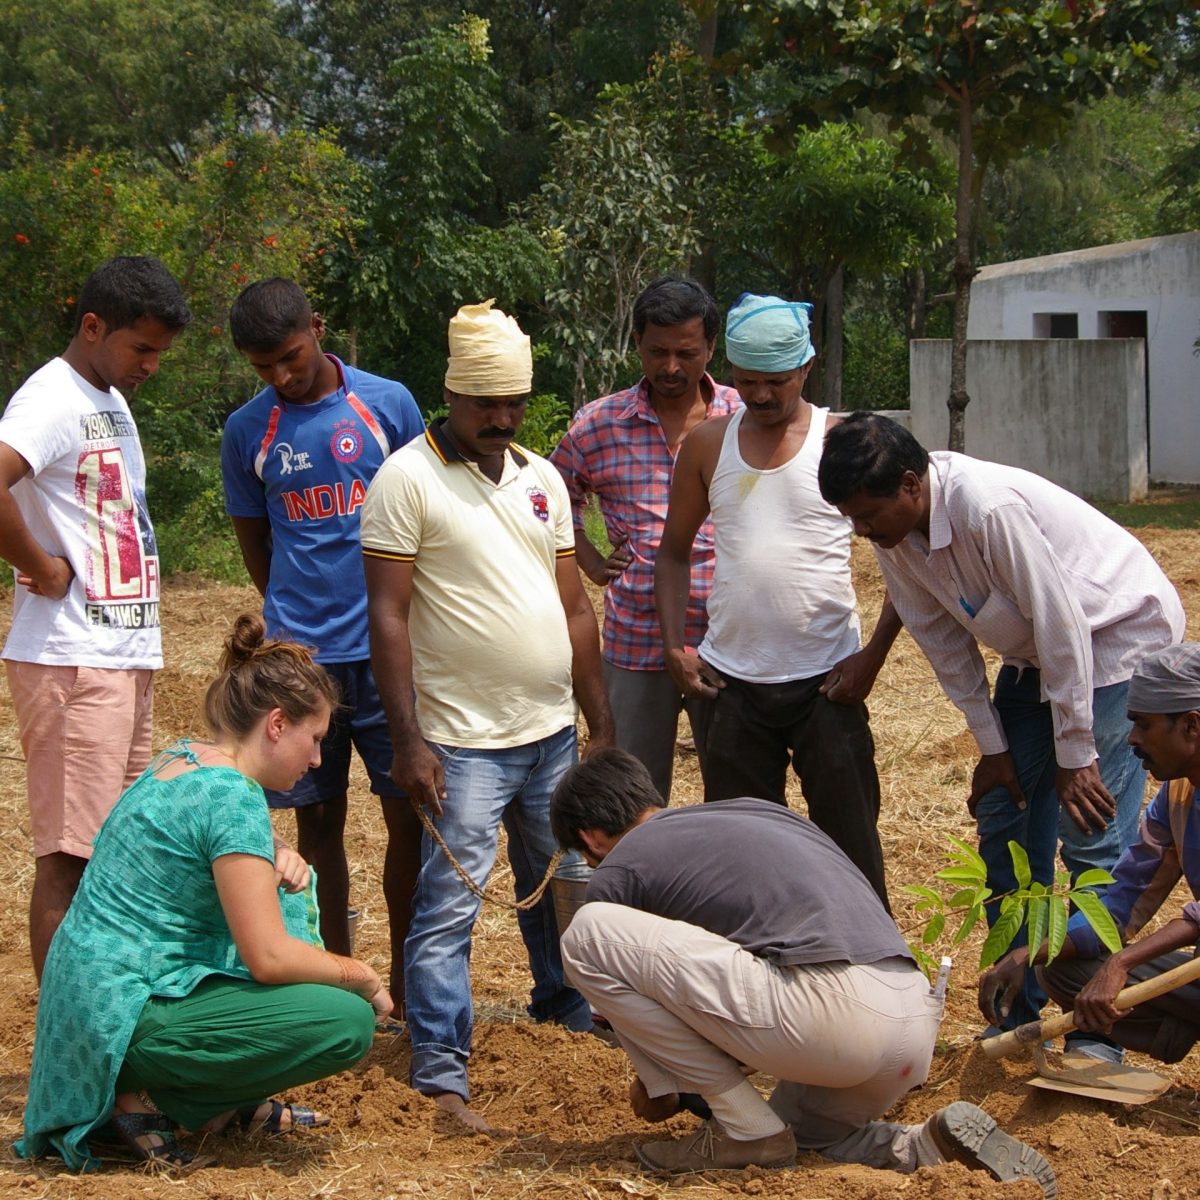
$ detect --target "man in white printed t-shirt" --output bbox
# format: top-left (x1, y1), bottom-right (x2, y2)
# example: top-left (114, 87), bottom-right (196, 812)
top-left (0, 257), bottom-right (191, 979)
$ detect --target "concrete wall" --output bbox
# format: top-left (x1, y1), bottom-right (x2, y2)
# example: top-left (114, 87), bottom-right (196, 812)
top-left (966, 232), bottom-right (1200, 485)
top-left (910, 339), bottom-right (1148, 502)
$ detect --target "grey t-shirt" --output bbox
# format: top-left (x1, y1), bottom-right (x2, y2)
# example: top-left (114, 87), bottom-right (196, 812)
top-left (585, 798), bottom-right (911, 968)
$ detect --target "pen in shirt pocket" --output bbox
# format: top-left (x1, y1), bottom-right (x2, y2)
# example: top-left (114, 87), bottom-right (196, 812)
top-left (959, 595), bottom-right (977, 619)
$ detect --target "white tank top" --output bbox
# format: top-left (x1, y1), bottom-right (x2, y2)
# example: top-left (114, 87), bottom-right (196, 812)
top-left (699, 405), bottom-right (861, 683)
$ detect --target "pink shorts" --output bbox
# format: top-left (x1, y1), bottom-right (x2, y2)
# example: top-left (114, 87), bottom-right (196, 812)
top-left (4, 661), bottom-right (154, 858)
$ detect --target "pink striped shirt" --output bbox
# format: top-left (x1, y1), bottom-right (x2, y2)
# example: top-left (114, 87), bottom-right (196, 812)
top-left (550, 376), bottom-right (741, 670)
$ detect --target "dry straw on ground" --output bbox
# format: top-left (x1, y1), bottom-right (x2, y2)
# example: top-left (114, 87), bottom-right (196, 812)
top-left (0, 524), bottom-right (1198, 1199)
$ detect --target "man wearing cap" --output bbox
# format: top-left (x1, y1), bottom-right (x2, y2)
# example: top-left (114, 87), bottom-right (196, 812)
top-left (361, 300), bottom-right (615, 1131)
top-left (550, 277), bottom-right (741, 801)
top-left (655, 294), bottom-right (898, 906)
top-left (819, 413), bottom-right (1185, 1039)
top-left (979, 644), bottom-right (1200, 1065)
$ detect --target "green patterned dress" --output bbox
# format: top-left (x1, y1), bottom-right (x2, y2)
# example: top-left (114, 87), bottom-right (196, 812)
top-left (16, 743), bottom-right (319, 1170)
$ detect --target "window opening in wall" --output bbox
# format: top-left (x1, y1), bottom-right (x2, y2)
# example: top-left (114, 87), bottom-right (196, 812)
top-left (1032, 312), bottom-right (1079, 338)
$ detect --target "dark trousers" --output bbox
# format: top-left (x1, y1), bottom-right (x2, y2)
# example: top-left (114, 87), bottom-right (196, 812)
top-left (1039, 950), bottom-right (1200, 1064)
top-left (698, 669), bottom-right (889, 909)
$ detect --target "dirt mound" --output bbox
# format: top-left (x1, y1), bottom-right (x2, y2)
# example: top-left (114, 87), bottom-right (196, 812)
top-left (1, 527), bottom-right (1200, 1199)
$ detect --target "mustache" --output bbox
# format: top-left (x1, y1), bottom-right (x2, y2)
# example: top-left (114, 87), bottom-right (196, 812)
top-left (478, 428), bottom-right (515, 440)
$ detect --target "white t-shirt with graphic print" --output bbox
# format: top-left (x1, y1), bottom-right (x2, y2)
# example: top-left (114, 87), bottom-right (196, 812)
top-left (1, 357), bottom-right (162, 669)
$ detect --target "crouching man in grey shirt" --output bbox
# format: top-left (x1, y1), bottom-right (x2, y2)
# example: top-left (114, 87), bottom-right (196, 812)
top-left (549, 749), bottom-right (1056, 1197)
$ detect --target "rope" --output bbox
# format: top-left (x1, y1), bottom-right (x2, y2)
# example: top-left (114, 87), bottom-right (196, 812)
top-left (409, 797), bottom-right (565, 911)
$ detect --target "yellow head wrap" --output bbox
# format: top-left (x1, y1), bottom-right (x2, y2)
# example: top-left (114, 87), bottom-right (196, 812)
top-left (444, 299), bottom-right (532, 396)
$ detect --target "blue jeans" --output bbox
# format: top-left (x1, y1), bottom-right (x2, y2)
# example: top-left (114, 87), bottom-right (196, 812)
top-left (404, 725), bottom-right (592, 1099)
top-left (976, 667), bottom-right (1145, 1029)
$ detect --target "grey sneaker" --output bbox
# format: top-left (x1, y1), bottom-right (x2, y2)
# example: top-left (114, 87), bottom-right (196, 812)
top-left (931, 1102), bottom-right (1057, 1198)
top-left (635, 1121), bottom-right (796, 1173)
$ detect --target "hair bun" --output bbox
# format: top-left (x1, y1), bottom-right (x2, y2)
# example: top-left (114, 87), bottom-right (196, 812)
top-left (224, 613), bottom-right (268, 666)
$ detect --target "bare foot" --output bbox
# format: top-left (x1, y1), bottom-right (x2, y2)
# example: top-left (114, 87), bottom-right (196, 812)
top-left (433, 1091), bottom-right (495, 1134)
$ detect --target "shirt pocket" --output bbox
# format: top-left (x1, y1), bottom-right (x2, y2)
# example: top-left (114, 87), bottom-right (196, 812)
top-left (969, 589), bottom-right (1037, 661)
top-left (665, 938), bottom-right (775, 1029)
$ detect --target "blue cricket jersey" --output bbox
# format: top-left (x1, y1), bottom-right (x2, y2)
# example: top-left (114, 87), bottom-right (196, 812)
top-left (221, 355), bottom-right (424, 661)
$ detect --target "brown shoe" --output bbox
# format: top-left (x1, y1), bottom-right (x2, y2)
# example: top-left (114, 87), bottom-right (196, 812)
top-left (929, 1102), bottom-right (1056, 1198)
top-left (634, 1121), bottom-right (796, 1173)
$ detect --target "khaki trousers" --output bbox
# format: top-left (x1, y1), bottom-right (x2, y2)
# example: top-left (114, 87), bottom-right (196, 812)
top-left (562, 902), bottom-right (945, 1170)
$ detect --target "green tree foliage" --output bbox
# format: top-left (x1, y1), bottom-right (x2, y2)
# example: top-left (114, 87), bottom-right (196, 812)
top-left (983, 83), bottom-right (1200, 262)
top-left (723, 122), bottom-right (951, 407)
top-left (525, 83), bottom-right (700, 407)
top-left (732, 124), bottom-right (949, 299)
top-left (0, 0), bottom-right (303, 171)
top-left (547, 47), bottom-right (955, 407)
top-left (842, 312), bottom-right (910, 411)
top-left (480, 0), bottom-right (700, 206)
top-left (317, 17), bottom-right (554, 406)
top-left (0, 124), bottom-right (356, 575)
top-left (745, 0), bottom-right (1196, 449)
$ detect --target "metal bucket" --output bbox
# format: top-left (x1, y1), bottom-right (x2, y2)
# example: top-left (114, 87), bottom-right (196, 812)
top-left (550, 875), bottom-right (589, 938)
top-left (347, 907), bottom-right (360, 956)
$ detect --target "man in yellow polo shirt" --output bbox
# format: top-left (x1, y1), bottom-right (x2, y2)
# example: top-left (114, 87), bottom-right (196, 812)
top-left (362, 300), bottom-right (615, 1133)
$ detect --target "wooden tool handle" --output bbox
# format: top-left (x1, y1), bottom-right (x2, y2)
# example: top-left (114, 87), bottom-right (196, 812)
top-left (981, 951), bottom-right (1200, 1060)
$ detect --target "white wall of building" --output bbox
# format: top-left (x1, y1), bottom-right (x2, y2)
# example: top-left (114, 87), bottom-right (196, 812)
top-left (910, 339), bottom-right (1148, 502)
top-left (965, 232), bottom-right (1200, 485)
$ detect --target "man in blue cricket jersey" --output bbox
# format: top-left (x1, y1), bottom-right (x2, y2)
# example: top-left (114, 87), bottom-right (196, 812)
top-left (222, 277), bottom-right (424, 1018)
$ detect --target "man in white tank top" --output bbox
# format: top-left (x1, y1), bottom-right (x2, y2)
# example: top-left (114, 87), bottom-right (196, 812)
top-left (655, 295), bottom-right (900, 906)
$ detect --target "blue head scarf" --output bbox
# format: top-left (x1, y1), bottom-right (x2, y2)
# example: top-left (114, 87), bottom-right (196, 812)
top-left (725, 293), bottom-right (815, 372)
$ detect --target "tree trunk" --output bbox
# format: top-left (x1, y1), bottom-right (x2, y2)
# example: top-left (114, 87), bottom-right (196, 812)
top-left (697, 7), bottom-right (718, 61)
top-left (807, 293), bottom-right (825, 408)
top-left (822, 264), bottom-right (845, 412)
top-left (692, 237), bottom-right (717, 296)
top-left (347, 327), bottom-right (359, 367)
top-left (905, 267), bottom-right (927, 340)
top-left (947, 90), bottom-right (976, 453)
top-left (574, 350), bottom-right (589, 412)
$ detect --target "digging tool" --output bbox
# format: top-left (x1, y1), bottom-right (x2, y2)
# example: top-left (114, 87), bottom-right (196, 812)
top-left (980, 952), bottom-right (1200, 1104)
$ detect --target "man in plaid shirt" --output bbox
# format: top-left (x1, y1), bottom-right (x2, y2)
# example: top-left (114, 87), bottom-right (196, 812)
top-left (551, 278), bottom-right (740, 800)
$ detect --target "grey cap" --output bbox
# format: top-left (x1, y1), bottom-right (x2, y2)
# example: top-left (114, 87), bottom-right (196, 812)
top-left (1127, 643), bottom-right (1200, 714)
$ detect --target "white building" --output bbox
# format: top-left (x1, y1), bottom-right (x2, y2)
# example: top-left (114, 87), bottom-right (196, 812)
top-left (965, 232), bottom-right (1200, 486)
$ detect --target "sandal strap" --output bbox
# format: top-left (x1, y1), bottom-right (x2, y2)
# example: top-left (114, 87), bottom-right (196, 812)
top-left (111, 1111), bottom-right (200, 1167)
top-left (282, 1104), bottom-right (323, 1128)
top-left (235, 1099), bottom-right (326, 1134)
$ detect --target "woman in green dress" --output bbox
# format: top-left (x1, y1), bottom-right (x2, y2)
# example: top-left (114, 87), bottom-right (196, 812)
top-left (17, 614), bottom-right (393, 1171)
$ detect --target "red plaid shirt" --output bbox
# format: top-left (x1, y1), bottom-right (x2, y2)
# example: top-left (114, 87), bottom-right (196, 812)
top-left (550, 376), bottom-right (742, 670)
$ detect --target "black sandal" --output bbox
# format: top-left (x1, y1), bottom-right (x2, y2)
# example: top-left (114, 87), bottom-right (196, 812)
top-left (230, 1099), bottom-right (330, 1134)
top-left (110, 1111), bottom-right (210, 1171)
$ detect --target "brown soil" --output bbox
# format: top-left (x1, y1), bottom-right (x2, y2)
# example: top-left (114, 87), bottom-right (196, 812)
top-left (0, 527), bottom-right (1198, 1200)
